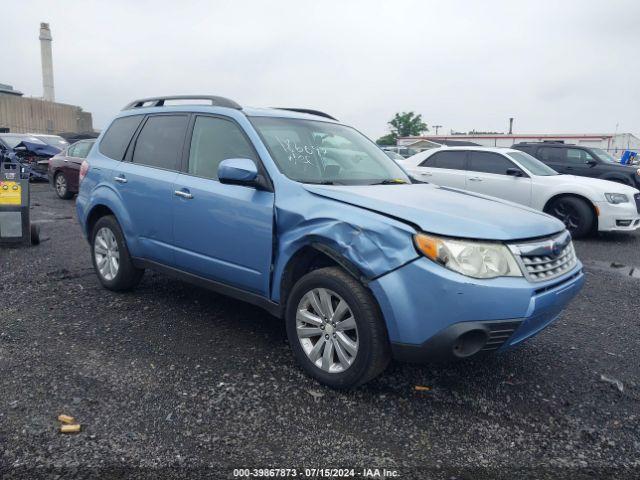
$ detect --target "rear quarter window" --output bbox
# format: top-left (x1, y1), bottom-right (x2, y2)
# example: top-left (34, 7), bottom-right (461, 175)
top-left (99, 115), bottom-right (144, 160)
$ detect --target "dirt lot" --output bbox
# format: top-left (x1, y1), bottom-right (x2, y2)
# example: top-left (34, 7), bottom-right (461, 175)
top-left (1, 184), bottom-right (639, 479)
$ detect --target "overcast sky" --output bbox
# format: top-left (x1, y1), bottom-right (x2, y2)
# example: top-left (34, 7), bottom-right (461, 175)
top-left (2, 0), bottom-right (639, 138)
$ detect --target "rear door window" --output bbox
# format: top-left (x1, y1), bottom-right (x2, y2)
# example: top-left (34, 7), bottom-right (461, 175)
top-left (187, 116), bottom-right (256, 180)
top-left (131, 115), bottom-right (188, 170)
top-left (538, 147), bottom-right (565, 162)
top-left (468, 151), bottom-right (516, 175)
top-left (99, 115), bottom-right (144, 160)
top-left (420, 151), bottom-right (467, 170)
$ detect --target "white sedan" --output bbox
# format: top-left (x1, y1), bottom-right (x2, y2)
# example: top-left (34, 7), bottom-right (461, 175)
top-left (402, 147), bottom-right (640, 238)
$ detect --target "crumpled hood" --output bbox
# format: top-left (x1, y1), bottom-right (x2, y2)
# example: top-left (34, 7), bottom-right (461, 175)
top-left (303, 183), bottom-right (565, 241)
top-left (14, 141), bottom-right (61, 157)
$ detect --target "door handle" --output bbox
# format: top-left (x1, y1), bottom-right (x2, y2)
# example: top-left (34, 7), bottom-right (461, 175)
top-left (420, 172), bottom-right (432, 177)
top-left (114, 175), bottom-right (127, 183)
top-left (468, 177), bottom-right (483, 182)
top-left (174, 190), bottom-right (193, 199)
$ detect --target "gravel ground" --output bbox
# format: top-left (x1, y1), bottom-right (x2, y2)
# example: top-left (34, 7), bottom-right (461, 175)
top-left (1, 184), bottom-right (639, 479)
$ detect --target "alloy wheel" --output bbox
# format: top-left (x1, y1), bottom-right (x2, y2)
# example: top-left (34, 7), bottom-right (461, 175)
top-left (553, 202), bottom-right (580, 231)
top-left (94, 227), bottom-right (120, 281)
top-left (55, 174), bottom-right (67, 197)
top-left (296, 288), bottom-right (359, 373)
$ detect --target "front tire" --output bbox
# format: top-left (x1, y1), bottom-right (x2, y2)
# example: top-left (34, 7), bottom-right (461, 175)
top-left (285, 267), bottom-right (390, 389)
top-left (546, 196), bottom-right (595, 239)
top-left (54, 172), bottom-right (74, 200)
top-left (91, 215), bottom-right (144, 291)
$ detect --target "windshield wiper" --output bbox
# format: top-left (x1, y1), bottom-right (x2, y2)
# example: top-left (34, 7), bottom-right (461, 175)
top-left (369, 179), bottom-right (408, 185)
top-left (302, 180), bottom-right (338, 185)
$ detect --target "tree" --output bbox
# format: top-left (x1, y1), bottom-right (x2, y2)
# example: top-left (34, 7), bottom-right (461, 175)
top-left (376, 111), bottom-right (428, 145)
top-left (376, 133), bottom-right (397, 145)
top-left (389, 112), bottom-right (428, 137)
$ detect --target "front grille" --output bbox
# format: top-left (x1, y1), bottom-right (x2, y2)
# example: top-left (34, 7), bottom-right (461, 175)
top-left (520, 242), bottom-right (576, 281)
top-left (635, 193), bottom-right (640, 214)
top-left (509, 231), bottom-right (578, 282)
top-left (480, 321), bottom-right (521, 352)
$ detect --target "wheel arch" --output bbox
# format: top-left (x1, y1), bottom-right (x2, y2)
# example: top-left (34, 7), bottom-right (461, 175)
top-left (85, 204), bottom-right (117, 241)
top-left (278, 243), bottom-right (368, 315)
top-left (82, 183), bottom-right (135, 245)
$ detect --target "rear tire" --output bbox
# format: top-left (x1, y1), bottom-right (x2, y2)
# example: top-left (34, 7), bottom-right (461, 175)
top-left (546, 196), bottom-right (595, 239)
top-left (285, 267), bottom-right (390, 389)
top-left (54, 172), bottom-right (74, 200)
top-left (91, 215), bottom-right (144, 291)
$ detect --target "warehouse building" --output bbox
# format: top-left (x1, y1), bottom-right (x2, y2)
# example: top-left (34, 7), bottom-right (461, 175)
top-left (398, 133), bottom-right (640, 157)
top-left (0, 83), bottom-right (93, 134)
top-left (0, 23), bottom-right (93, 135)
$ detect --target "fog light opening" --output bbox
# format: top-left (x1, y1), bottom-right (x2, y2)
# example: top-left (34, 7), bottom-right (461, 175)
top-left (452, 329), bottom-right (488, 358)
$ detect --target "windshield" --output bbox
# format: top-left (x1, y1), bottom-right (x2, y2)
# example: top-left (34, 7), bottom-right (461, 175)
top-left (507, 151), bottom-right (559, 176)
top-left (0, 134), bottom-right (47, 149)
top-left (251, 117), bottom-right (410, 185)
top-left (590, 148), bottom-right (618, 163)
top-left (35, 135), bottom-right (69, 148)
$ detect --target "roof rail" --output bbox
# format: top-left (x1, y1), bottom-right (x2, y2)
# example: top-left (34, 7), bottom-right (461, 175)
top-left (122, 95), bottom-right (242, 111)
top-left (275, 108), bottom-right (338, 121)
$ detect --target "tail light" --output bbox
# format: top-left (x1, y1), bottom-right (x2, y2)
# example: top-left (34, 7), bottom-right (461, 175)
top-left (79, 160), bottom-right (90, 183)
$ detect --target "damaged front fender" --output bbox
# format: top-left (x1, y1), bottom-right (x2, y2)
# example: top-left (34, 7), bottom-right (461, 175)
top-left (271, 192), bottom-right (419, 302)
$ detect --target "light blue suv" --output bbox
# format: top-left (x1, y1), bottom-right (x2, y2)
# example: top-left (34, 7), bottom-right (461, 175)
top-left (76, 95), bottom-right (585, 388)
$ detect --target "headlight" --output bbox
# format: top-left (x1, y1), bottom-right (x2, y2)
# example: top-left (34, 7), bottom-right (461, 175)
top-left (414, 233), bottom-right (522, 279)
top-left (605, 193), bottom-right (629, 204)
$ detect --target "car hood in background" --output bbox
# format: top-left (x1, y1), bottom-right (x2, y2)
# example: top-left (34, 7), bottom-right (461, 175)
top-left (14, 141), bottom-right (61, 157)
top-left (304, 183), bottom-right (564, 241)
top-left (544, 174), bottom-right (640, 195)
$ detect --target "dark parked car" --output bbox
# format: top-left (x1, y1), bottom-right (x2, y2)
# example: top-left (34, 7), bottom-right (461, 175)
top-left (512, 142), bottom-right (640, 188)
top-left (0, 133), bottom-right (60, 181)
top-left (48, 139), bottom-right (95, 199)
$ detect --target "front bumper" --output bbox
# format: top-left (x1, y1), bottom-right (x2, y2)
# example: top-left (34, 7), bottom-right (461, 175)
top-left (595, 200), bottom-right (640, 231)
top-left (21, 161), bottom-right (48, 181)
top-left (369, 257), bottom-right (584, 362)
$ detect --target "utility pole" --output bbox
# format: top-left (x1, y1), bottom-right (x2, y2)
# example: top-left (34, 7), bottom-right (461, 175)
top-left (508, 117), bottom-right (514, 135)
top-left (433, 125), bottom-right (442, 135)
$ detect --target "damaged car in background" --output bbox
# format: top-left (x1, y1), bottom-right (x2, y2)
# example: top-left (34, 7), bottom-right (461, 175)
top-left (0, 133), bottom-right (63, 181)
top-left (76, 95), bottom-right (585, 388)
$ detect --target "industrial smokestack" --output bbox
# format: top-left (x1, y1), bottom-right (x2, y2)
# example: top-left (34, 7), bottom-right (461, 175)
top-left (508, 117), bottom-right (514, 135)
top-left (39, 22), bottom-right (55, 102)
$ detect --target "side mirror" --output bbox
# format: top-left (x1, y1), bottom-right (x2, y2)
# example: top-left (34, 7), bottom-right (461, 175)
top-left (218, 158), bottom-right (259, 187)
top-left (586, 159), bottom-right (597, 167)
top-left (506, 167), bottom-right (525, 177)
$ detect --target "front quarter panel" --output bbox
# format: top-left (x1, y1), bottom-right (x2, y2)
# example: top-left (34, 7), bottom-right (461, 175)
top-left (270, 182), bottom-right (419, 303)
